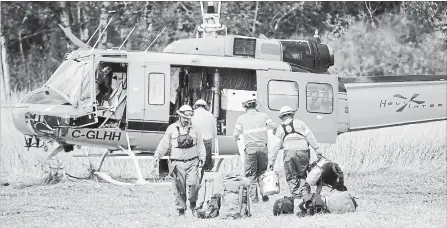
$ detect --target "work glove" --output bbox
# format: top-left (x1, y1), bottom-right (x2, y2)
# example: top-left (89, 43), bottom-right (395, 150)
top-left (198, 159), bottom-right (205, 168)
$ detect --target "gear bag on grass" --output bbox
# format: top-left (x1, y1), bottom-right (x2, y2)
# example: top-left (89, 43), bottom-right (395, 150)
top-left (325, 191), bottom-right (358, 214)
top-left (196, 172), bottom-right (224, 219)
top-left (297, 193), bottom-right (328, 216)
top-left (220, 175), bottom-right (251, 219)
top-left (307, 158), bottom-right (348, 191)
top-left (273, 196), bottom-right (295, 216)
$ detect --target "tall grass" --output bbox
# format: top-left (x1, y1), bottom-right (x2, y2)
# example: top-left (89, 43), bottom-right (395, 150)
top-left (1, 91), bottom-right (446, 184)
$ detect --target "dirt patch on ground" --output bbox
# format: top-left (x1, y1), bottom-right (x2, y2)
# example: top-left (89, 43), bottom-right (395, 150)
top-left (0, 170), bottom-right (445, 228)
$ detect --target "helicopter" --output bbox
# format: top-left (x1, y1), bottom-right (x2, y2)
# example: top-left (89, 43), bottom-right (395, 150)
top-left (12, 2), bottom-right (447, 185)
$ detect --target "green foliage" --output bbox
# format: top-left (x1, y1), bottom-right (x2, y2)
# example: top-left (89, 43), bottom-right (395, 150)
top-left (328, 12), bottom-right (447, 76)
top-left (1, 1), bottom-right (446, 90)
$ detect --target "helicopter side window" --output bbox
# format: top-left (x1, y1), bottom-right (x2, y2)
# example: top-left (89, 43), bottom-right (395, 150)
top-left (268, 80), bottom-right (299, 111)
top-left (148, 73), bottom-right (165, 105)
top-left (306, 82), bottom-right (334, 114)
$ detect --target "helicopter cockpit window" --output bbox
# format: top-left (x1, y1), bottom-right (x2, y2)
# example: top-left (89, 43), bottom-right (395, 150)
top-left (45, 58), bottom-right (94, 105)
top-left (21, 89), bottom-right (68, 105)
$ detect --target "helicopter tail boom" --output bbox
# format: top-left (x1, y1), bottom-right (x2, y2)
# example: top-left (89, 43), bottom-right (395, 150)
top-left (343, 75), bottom-right (447, 132)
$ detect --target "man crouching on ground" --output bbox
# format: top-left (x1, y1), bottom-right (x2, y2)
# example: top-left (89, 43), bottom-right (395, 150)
top-left (153, 105), bottom-right (206, 216)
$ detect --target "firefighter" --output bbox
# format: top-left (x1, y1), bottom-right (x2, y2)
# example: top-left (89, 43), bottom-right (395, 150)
top-left (152, 105), bottom-right (206, 216)
top-left (233, 98), bottom-right (277, 203)
top-left (95, 63), bottom-right (113, 105)
top-left (191, 99), bottom-right (217, 181)
top-left (269, 106), bottom-right (323, 199)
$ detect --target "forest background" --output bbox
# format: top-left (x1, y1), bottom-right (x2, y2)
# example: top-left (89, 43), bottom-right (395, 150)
top-left (1, 1), bottom-right (446, 95)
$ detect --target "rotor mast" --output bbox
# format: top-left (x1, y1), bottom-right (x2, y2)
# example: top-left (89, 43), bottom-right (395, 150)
top-left (197, 1), bottom-right (226, 38)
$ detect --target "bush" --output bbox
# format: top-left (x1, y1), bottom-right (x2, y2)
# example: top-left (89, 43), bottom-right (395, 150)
top-left (327, 13), bottom-right (447, 77)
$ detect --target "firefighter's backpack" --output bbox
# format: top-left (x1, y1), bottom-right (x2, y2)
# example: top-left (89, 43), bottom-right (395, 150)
top-left (273, 196), bottom-right (295, 216)
top-left (220, 175), bottom-right (251, 219)
top-left (307, 158), bottom-right (348, 191)
top-left (298, 193), bottom-right (328, 216)
top-left (325, 191), bottom-right (358, 214)
top-left (196, 173), bottom-right (223, 219)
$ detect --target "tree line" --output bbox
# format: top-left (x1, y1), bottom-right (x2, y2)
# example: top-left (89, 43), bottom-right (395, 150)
top-left (1, 1), bottom-right (446, 95)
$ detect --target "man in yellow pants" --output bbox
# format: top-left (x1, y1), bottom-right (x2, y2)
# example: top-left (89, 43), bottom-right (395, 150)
top-left (153, 105), bottom-right (206, 216)
top-left (233, 98), bottom-right (277, 203)
top-left (269, 106), bottom-right (323, 199)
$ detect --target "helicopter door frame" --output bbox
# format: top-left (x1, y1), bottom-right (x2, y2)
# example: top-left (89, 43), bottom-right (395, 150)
top-left (256, 70), bottom-right (338, 144)
top-left (126, 62), bottom-right (170, 133)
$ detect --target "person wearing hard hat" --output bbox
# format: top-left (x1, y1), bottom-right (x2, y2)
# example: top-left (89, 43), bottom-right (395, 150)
top-left (95, 63), bottom-right (113, 105)
top-left (269, 106), bottom-right (323, 199)
top-left (153, 104), bottom-right (206, 216)
top-left (233, 98), bottom-right (278, 203)
top-left (191, 99), bottom-right (217, 181)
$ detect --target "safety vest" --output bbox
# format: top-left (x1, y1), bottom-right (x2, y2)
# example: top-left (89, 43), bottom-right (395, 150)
top-left (281, 119), bottom-right (309, 147)
top-left (234, 111), bottom-right (275, 147)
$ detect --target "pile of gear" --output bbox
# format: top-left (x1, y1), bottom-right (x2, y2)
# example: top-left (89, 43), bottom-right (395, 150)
top-left (153, 98), bottom-right (358, 220)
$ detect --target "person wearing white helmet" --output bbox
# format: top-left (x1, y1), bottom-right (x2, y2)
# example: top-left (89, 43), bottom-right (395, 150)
top-left (153, 104), bottom-right (206, 216)
top-left (233, 98), bottom-right (278, 203)
top-left (191, 99), bottom-right (217, 180)
top-left (269, 106), bottom-right (323, 199)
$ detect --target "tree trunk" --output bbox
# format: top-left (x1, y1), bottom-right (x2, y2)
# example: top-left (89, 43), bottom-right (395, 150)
top-left (252, 1), bottom-right (259, 36)
top-left (77, 1), bottom-right (82, 40)
top-left (80, 3), bottom-right (90, 42)
top-left (99, 2), bottom-right (110, 49)
top-left (1, 35), bottom-right (11, 97)
top-left (60, 1), bottom-right (75, 49)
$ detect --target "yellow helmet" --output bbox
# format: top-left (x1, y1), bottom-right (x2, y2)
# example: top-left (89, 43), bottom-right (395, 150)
top-left (278, 106), bottom-right (295, 119)
top-left (177, 105), bottom-right (194, 118)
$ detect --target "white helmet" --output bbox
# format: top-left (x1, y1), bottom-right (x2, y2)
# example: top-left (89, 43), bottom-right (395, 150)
top-left (242, 98), bottom-right (257, 108)
top-left (278, 106), bottom-right (295, 119)
top-left (177, 105), bottom-right (194, 118)
top-left (193, 99), bottom-right (208, 109)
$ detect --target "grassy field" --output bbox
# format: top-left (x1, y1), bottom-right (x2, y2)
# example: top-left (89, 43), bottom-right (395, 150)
top-left (1, 92), bottom-right (446, 228)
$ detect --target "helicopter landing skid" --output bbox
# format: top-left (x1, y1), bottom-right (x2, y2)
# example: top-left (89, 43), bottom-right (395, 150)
top-left (94, 132), bottom-right (150, 186)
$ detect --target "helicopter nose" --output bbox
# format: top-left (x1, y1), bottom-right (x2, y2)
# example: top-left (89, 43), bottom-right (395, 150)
top-left (12, 104), bottom-right (36, 135)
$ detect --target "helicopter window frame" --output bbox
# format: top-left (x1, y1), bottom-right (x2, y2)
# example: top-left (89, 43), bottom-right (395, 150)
top-left (233, 37), bottom-right (257, 57)
top-left (148, 72), bottom-right (165, 105)
top-left (267, 79), bottom-right (299, 111)
top-left (306, 82), bottom-right (334, 114)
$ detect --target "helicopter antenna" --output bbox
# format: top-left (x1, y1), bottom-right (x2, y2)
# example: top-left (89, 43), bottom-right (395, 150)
top-left (91, 17), bottom-right (113, 50)
top-left (118, 26), bottom-right (136, 50)
top-left (145, 27), bottom-right (166, 52)
top-left (84, 26), bottom-right (101, 48)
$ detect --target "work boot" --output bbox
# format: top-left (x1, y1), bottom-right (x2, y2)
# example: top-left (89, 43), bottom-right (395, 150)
top-left (178, 209), bottom-right (185, 216)
top-left (262, 195), bottom-right (269, 202)
top-left (189, 202), bottom-right (197, 217)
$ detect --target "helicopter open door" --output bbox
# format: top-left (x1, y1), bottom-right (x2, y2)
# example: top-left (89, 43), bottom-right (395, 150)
top-left (256, 70), bottom-right (338, 144)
